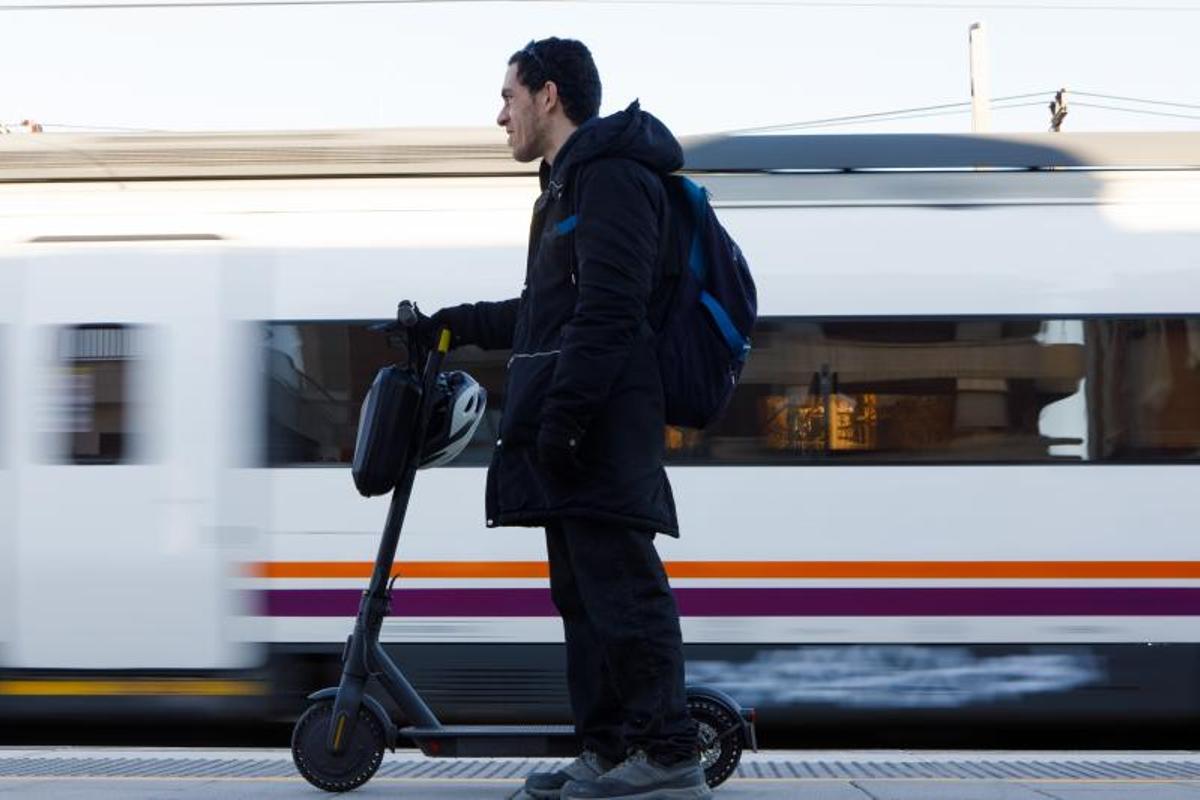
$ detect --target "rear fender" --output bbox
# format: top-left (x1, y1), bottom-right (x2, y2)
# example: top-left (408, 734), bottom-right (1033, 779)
top-left (685, 685), bottom-right (757, 751)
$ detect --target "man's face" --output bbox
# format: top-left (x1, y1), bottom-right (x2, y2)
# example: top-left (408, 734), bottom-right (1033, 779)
top-left (497, 63), bottom-right (545, 163)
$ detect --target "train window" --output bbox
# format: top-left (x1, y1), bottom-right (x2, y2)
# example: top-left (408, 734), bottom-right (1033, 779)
top-left (50, 325), bottom-right (144, 465)
top-left (263, 317), bottom-right (1200, 467)
top-left (668, 317), bottom-right (1200, 464)
top-left (1086, 319), bottom-right (1200, 461)
top-left (262, 322), bottom-right (507, 467)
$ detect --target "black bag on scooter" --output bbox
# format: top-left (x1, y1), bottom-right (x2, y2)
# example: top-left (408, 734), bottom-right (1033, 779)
top-left (351, 365), bottom-right (423, 497)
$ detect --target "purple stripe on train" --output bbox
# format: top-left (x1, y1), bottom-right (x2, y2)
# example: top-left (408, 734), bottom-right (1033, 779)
top-left (258, 588), bottom-right (1200, 617)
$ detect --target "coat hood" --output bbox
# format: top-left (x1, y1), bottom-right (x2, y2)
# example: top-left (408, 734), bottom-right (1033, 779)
top-left (541, 101), bottom-right (683, 192)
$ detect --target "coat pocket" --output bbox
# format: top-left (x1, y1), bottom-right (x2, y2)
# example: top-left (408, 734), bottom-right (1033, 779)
top-left (499, 350), bottom-right (559, 445)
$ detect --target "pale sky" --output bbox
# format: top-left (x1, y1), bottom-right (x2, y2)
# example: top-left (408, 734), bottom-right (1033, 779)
top-left (4, 0), bottom-right (1199, 136)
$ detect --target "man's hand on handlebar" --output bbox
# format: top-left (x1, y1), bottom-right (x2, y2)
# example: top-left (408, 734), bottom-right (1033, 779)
top-left (409, 303), bottom-right (471, 351)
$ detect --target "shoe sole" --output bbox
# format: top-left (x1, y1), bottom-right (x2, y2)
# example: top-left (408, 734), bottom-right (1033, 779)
top-left (527, 773), bottom-right (606, 799)
top-left (563, 787), bottom-right (712, 800)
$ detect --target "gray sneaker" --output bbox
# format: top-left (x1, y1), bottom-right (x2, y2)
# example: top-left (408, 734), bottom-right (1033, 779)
top-left (562, 751), bottom-right (712, 800)
top-left (525, 750), bottom-right (616, 799)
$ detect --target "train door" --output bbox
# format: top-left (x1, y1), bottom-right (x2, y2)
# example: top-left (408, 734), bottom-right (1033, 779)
top-left (10, 246), bottom-right (265, 671)
top-left (0, 260), bottom-right (17, 664)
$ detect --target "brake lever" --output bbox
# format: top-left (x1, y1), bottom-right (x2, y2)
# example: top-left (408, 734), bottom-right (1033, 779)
top-left (370, 301), bottom-right (424, 355)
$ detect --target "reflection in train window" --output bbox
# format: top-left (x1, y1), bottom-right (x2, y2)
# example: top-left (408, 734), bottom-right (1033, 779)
top-left (52, 325), bottom-right (144, 465)
top-left (263, 317), bottom-right (1200, 467)
top-left (262, 322), bottom-right (506, 467)
top-left (668, 317), bottom-right (1200, 464)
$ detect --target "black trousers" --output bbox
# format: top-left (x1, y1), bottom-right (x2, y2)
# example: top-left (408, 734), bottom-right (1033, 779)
top-left (545, 517), bottom-right (697, 766)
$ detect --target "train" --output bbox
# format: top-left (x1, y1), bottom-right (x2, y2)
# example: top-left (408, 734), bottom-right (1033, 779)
top-left (1, 128), bottom-right (1199, 736)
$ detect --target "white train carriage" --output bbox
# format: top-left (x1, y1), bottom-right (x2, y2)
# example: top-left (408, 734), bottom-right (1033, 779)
top-left (1, 130), bottom-right (1198, 729)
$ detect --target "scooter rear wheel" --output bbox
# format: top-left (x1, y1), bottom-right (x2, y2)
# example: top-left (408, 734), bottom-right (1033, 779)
top-left (688, 695), bottom-right (743, 788)
top-left (291, 699), bottom-right (386, 792)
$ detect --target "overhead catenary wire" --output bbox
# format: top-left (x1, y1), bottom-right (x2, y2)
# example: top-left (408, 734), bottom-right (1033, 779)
top-left (1071, 101), bottom-right (1200, 121)
top-left (760, 101), bottom-right (1048, 131)
top-left (3, 0), bottom-right (1200, 10)
top-left (722, 94), bottom-right (1050, 134)
top-left (718, 89), bottom-right (1200, 134)
top-left (1071, 90), bottom-right (1200, 111)
top-left (14, 91), bottom-right (1200, 136)
top-left (27, 100), bottom-right (1194, 138)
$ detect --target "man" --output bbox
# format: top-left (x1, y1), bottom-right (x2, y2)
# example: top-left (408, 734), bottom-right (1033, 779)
top-left (422, 37), bottom-right (709, 800)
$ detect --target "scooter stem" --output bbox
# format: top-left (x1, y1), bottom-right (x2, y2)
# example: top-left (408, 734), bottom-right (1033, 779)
top-left (326, 327), bottom-right (451, 754)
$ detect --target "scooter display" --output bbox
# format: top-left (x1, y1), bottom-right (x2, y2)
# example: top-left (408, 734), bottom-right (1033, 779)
top-left (290, 301), bottom-right (756, 792)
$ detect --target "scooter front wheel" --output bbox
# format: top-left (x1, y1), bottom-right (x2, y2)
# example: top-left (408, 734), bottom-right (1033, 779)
top-left (291, 700), bottom-right (386, 792)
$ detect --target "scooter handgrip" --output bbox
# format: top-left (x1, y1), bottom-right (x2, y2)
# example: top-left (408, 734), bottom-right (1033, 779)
top-left (396, 301), bottom-right (418, 328)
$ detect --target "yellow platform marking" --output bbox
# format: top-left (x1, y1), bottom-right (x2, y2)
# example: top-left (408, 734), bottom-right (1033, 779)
top-left (0, 679), bottom-right (265, 697)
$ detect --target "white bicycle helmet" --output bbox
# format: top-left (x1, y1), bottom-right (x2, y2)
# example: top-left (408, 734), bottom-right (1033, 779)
top-left (419, 371), bottom-right (487, 469)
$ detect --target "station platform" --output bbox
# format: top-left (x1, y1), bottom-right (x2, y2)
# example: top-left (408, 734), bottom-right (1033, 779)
top-left (4, 747), bottom-right (1200, 799)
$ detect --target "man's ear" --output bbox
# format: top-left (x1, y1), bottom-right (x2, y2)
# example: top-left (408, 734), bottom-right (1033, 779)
top-left (540, 80), bottom-right (561, 114)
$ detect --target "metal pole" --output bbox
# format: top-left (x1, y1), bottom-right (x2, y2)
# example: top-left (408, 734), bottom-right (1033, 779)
top-left (969, 23), bottom-right (992, 133)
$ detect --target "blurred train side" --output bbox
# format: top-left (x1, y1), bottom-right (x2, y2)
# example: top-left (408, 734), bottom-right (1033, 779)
top-left (1, 130), bottom-right (1199, 733)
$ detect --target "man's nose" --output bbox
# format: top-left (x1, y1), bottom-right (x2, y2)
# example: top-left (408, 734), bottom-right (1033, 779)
top-left (496, 108), bottom-right (508, 127)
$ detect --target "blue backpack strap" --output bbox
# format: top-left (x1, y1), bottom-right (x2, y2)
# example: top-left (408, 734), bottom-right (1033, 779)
top-left (678, 176), bottom-right (709, 282)
top-left (699, 291), bottom-right (751, 360)
top-left (555, 214), bottom-right (578, 236)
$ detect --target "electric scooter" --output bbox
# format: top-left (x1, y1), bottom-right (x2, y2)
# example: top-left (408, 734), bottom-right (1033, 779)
top-left (290, 301), bottom-right (756, 793)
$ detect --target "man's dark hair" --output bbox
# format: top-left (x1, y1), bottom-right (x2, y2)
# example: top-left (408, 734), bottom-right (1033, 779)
top-left (509, 37), bottom-right (602, 125)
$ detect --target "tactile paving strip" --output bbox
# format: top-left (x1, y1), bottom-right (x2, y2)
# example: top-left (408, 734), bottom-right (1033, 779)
top-left (4, 755), bottom-right (1200, 781)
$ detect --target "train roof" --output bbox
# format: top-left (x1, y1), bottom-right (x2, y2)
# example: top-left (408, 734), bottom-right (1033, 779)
top-left (1, 129), bottom-right (1199, 183)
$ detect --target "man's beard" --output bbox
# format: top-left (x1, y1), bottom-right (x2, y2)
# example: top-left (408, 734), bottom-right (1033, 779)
top-left (512, 122), bottom-right (543, 163)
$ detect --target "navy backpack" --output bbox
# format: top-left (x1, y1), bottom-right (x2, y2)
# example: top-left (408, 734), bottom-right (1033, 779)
top-left (652, 174), bottom-right (757, 429)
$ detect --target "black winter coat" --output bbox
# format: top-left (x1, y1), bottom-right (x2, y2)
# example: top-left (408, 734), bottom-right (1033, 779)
top-left (444, 102), bottom-right (684, 535)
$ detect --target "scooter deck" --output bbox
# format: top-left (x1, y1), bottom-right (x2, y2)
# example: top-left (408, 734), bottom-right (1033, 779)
top-left (401, 724), bottom-right (578, 758)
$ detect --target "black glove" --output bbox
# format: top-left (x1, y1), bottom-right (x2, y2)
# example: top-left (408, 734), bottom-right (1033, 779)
top-left (536, 420), bottom-right (587, 483)
top-left (415, 304), bottom-right (473, 350)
